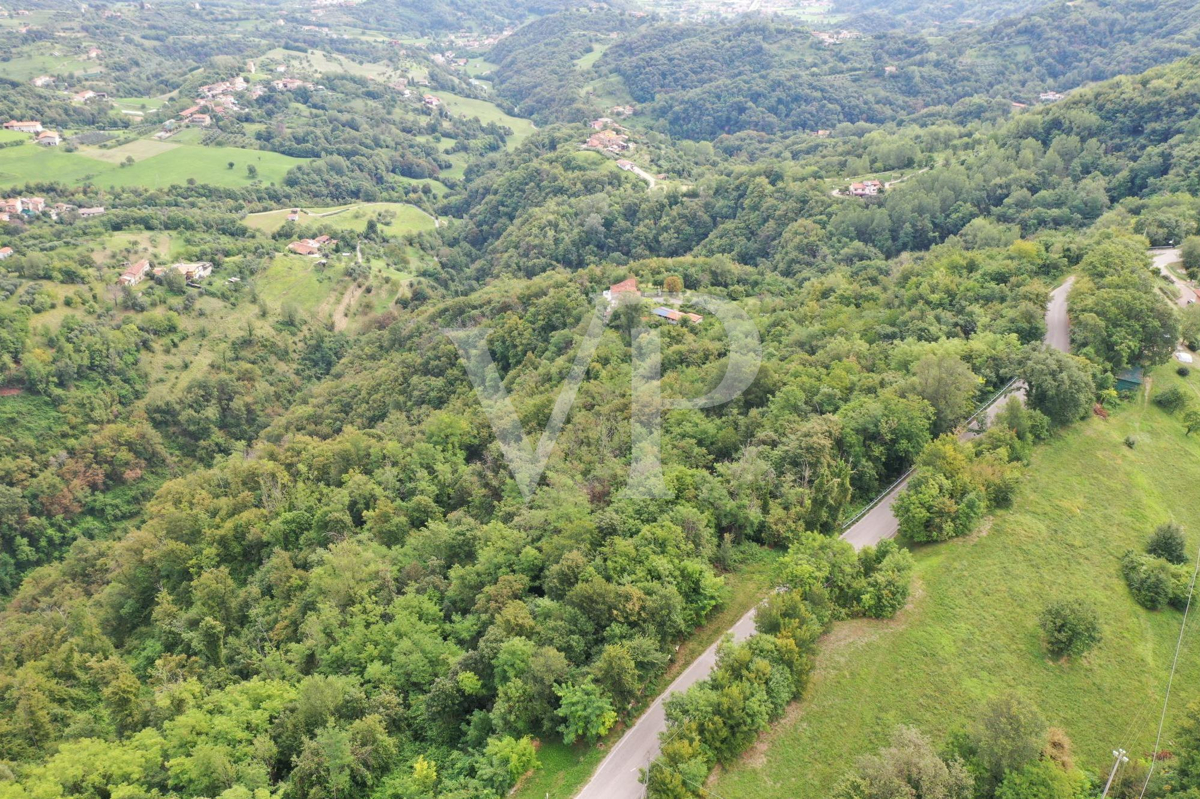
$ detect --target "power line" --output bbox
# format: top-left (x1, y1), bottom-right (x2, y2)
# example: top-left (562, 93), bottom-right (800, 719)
top-left (1137, 540), bottom-right (1200, 799)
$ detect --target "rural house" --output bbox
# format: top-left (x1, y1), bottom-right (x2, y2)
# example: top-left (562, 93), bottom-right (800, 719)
top-left (603, 277), bottom-right (640, 307)
top-left (119, 259), bottom-right (152, 286)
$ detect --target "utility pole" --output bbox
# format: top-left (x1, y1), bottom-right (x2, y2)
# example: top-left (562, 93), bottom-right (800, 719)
top-left (1102, 748), bottom-right (1129, 798)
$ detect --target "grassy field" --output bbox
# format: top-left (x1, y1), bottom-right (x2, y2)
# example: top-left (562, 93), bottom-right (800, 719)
top-left (243, 202), bottom-right (438, 235)
top-left (574, 43), bottom-right (610, 70)
top-left (435, 91), bottom-right (537, 148)
top-left (79, 139), bottom-right (181, 164)
top-left (111, 97), bottom-right (167, 114)
top-left (0, 53), bottom-right (96, 82)
top-left (255, 255), bottom-right (344, 311)
top-left (96, 144), bottom-right (304, 189)
top-left (0, 139), bottom-right (304, 189)
top-left (260, 47), bottom-right (395, 81)
top-left (0, 143), bottom-right (113, 186)
top-left (713, 364), bottom-right (1200, 798)
top-left (512, 547), bottom-right (783, 799)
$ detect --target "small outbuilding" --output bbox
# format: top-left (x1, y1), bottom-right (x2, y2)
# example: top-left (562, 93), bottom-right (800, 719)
top-left (1116, 367), bottom-right (1145, 392)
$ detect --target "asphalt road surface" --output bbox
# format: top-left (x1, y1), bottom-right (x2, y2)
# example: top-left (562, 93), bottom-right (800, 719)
top-left (573, 277), bottom-right (1077, 799)
top-left (1152, 248), bottom-right (1193, 308)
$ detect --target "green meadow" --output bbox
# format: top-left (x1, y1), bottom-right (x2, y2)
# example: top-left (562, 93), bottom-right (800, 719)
top-left (713, 365), bottom-right (1200, 798)
top-left (0, 52), bottom-right (96, 82)
top-left (574, 43), bottom-right (609, 70)
top-left (243, 202), bottom-right (438, 235)
top-left (435, 91), bottom-right (537, 147)
top-left (260, 47), bottom-right (396, 81)
top-left (0, 139), bottom-right (305, 190)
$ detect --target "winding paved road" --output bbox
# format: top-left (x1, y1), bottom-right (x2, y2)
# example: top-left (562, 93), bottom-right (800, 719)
top-left (573, 277), bottom-right (1076, 799)
top-left (1152, 248), bottom-right (1194, 308)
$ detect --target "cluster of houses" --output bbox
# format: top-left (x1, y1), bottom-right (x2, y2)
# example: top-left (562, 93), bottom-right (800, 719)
top-left (161, 74), bottom-right (277, 136)
top-left (119, 259), bottom-right (214, 287)
top-left (441, 28), bottom-right (511, 50)
top-left (601, 277), bottom-right (704, 324)
top-left (431, 52), bottom-right (470, 68)
top-left (72, 89), bottom-right (108, 104)
top-left (422, 94), bottom-right (442, 108)
top-left (849, 179), bottom-right (883, 197)
top-left (1011, 91), bottom-right (1067, 112)
top-left (812, 29), bottom-right (862, 45)
top-left (0, 198), bottom-right (103, 223)
top-left (585, 120), bottom-right (632, 154)
top-left (272, 77), bottom-right (316, 92)
top-left (4, 120), bottom-right (64, 146)
top-left (287, 235), bottom-right (337, 257)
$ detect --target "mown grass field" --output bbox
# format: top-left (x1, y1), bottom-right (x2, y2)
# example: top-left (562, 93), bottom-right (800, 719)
top-left (243, 202), bottom-right (438, 235)
top-left (713, 364), bottom-right (1200, 798)
top-left (0, 140), bottom-right (306, 190)
top-left (512, 547), bottom-right (784, 799)
top-left (79, 139), bottom-right (181, 164)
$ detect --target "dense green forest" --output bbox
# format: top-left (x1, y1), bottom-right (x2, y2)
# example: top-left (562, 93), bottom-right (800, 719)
top-left (2, 1), bottom-right (1200, 798)
top-left (483, 0), bottom-right (1200, 138)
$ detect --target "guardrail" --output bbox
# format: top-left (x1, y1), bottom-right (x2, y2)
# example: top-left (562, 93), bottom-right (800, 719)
top-left (836, 376), bottom-right (1022, 535)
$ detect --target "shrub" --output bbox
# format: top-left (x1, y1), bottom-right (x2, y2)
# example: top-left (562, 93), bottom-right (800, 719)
top-left (1125, 435), bottom-right (1138, 448)
top-left (1148, 522), bottom-right (1188, 565)
top-left (1039, 600), bottom-right (1102, 659)
top-left (1180, 366), bottom-right (1192, 377)
top-left (1154, 386), bottom-right (1190, 414)
top-left (1121, 551), bottom-right (1190, 610)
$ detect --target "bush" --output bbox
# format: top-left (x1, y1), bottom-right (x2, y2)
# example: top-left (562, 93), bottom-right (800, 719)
top-left (1154, 386), bottom-right (1190, 414)
top-left (1121, 551), bottom-right (1190, 610)
top-left (1148, 522), bottom-right (1188, 565)
top-left (1180, 366), bottom-right (1192, 377)
top-left (1125, 435), bottom-right (1138, 448)
top-left (1039, 600), bottom-right (1102, 659)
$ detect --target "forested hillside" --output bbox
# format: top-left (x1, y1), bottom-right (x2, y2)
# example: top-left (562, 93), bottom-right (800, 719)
top-left (2, 3), bottom-right (1200, 799)
top-left (485, 0), bottom-right (1200, 138)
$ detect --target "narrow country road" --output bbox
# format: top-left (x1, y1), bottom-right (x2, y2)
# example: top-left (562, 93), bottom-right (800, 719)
top-left (573, 276), bottom-right (1076, 799)
top-left (1152, 248), bottom-right (1193, 308)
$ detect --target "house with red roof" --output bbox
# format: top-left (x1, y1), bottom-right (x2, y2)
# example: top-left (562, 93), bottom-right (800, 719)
top-left (603, 277), bottom-right (641, 307)
top-left (119, 259), bottom-right (152, 286)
